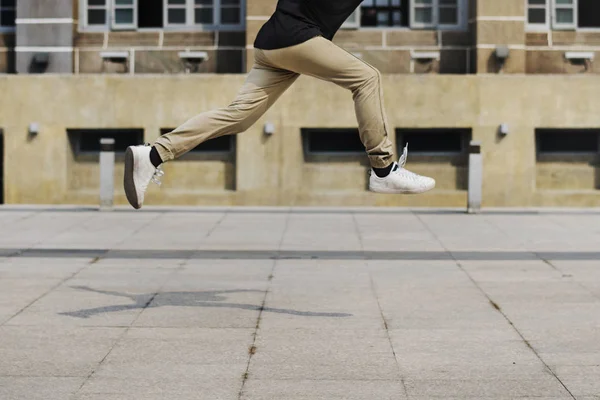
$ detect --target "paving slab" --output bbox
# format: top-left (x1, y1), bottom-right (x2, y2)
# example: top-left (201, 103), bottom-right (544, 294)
top-left (240, 379), bottom-right (408, 400)
top-left (403, 377), bottom-right (571, 397)
top-left (0, 326), bottom-right (124, 376)
top-left (78, 376), bottom-right (240, 399)
top-left (0, 377), bottom-right (86, 400)
top-left (250, 328), bottom-right (398, 381)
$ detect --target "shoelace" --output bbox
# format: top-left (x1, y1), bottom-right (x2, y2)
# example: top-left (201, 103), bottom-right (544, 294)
top-left (394, 143), bottom-right (421, 181)
top-left (398, 143), bottom-right (409, 168)
top-left (144, 143), bottom-right (165, 186)
top-left (151, 166), bottom-right (165, 186)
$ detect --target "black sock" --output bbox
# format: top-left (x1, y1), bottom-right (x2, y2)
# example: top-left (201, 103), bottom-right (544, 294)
top-left (372, 163), bottom-right (394, 178)
top-left (149, 146), bottom-right (163, 168)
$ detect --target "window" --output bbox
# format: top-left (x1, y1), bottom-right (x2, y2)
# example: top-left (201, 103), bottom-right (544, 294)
top-left (160, 129), bottom-right (235, 153)
top-left (80, 0), bottom-right (244, 30)
top-left (527, 0), bottom-right (549, 29)
top-left (396, 128), bottom-right (469, 154)
top-left (112, 0), bottom-right (137, 30)
top-left (553, 0), bottom-right (576, 29)
top-left (0, 0), bottom-right (16, 29)
top-left (411, 0), bottom-right (461, 28)
top-left (535, 129), bottom-right (600, 191)
top-left (346, 0), bottom-right (464, 30)
top-left (302, 128), bottom-right (364, 154)
top-left (536, 129), bottom-right (599, 154)
top-left (527, 0), bottom-right (600, 30)
top-left (166, 0), bottom-right (187, 25)
top-left (68, 129), bottom-right (144, 154)
top-left (361, 0), bottom-right (409, 28)
top-left (86, 0), bottom-right (108, 26)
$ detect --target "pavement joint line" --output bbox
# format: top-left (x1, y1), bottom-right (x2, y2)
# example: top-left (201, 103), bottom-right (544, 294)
top-left (109, 210), bottom-right (166, 251)
top-left (1, 267), bottom-right (87, 327)
top-left (237, 260), bottom-right (275, 399)
top-left (352, 212), bottom-right (409, 398)
top-left (414, 213), bottom-right (578, 399)
top-left (204, 209), bottom-right (229, 239)
top-left (0, 247), bottom-right (99, 327)
top-left (238, 209), bottom-right (291, 399)
top-left (455, 260), bottom-right (578, 400)
top-left (369, 273), bottom-right (410, 398)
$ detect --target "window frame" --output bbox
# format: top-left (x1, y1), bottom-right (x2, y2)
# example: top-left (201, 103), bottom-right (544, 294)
top-left (410, 0), bottom-right (436, 29)
top-left (67, 128), bottom-right (145, 157)
top-left (0, 0), bottom-right (17, 32)
top-left (437, 0), bottom-right (462, 29)
top-left (526, 0), bottom-right (550, 31)
top-left (79, 0), bottom-right (245, 31)
top-left (552, 0), bottom-right (577, 30)
top-left (111, 0), bottom-right (137, 31)
top-left (81, 0), bottom-right (110, 31)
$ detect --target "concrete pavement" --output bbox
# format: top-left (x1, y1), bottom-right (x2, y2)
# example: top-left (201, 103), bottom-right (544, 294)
top-left (0, 207), bottom-right (599, 399)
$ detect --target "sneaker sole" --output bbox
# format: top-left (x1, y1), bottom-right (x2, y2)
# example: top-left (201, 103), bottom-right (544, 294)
top-left (369, 184), bottom-right (435, 194)
top-left (124, 147), bottom-right (141, 209)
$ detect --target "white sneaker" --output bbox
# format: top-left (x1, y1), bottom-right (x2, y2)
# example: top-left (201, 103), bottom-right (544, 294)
top-left (369, 144), bottom-right (435, 194)
top-left (124, 145), bottom-right (164, 209)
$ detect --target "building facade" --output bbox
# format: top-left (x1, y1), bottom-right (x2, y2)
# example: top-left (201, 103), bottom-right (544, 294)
top-left (0, 0), bottom-right (599, 207)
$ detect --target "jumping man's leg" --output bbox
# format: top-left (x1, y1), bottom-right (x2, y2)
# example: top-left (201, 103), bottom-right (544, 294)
top-left (123, 61), bottom-right (299, 209)
top-left (259, 36), bottom-right (435, 194)
top-left (154, 65), bottom-right (298, 162)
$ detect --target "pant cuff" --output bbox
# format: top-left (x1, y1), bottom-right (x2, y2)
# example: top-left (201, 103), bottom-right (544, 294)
top-left (153, 142), bottom-right (175, 163)
top-left (369, 156), bottom-right (395, 169)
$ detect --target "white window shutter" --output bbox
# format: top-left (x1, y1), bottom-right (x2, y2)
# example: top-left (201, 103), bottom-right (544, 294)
top-left (526, 0), bottom-right (550, 31)
top-left (411, 0), bottom-right (436, 29)
top-left (552, 0), bottom-right (577, 30)
top-left (112, 0), bottom-right (137, 30)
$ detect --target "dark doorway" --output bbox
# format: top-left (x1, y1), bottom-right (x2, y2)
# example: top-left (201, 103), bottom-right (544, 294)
top-left (579, 0), bottom-right (600, 28)
top-left (138, 0), bottom-right (164, 28)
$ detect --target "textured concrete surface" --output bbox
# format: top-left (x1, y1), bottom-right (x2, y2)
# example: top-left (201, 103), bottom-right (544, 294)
top-left (3, 74), bottom-right (600, 208)
top-left (0, 206), bottom-right (599, 399)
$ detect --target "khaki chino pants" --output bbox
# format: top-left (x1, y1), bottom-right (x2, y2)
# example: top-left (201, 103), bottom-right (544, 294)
top-left (154, 36), bottom-right (395, 169)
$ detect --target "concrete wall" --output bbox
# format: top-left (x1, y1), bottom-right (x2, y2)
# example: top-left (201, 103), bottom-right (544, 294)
top-left (1, 74), bottom-right (600, 207)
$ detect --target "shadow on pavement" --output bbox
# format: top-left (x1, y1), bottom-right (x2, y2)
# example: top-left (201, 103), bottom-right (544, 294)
top-left (59, 286), bottom-right (352, 319)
